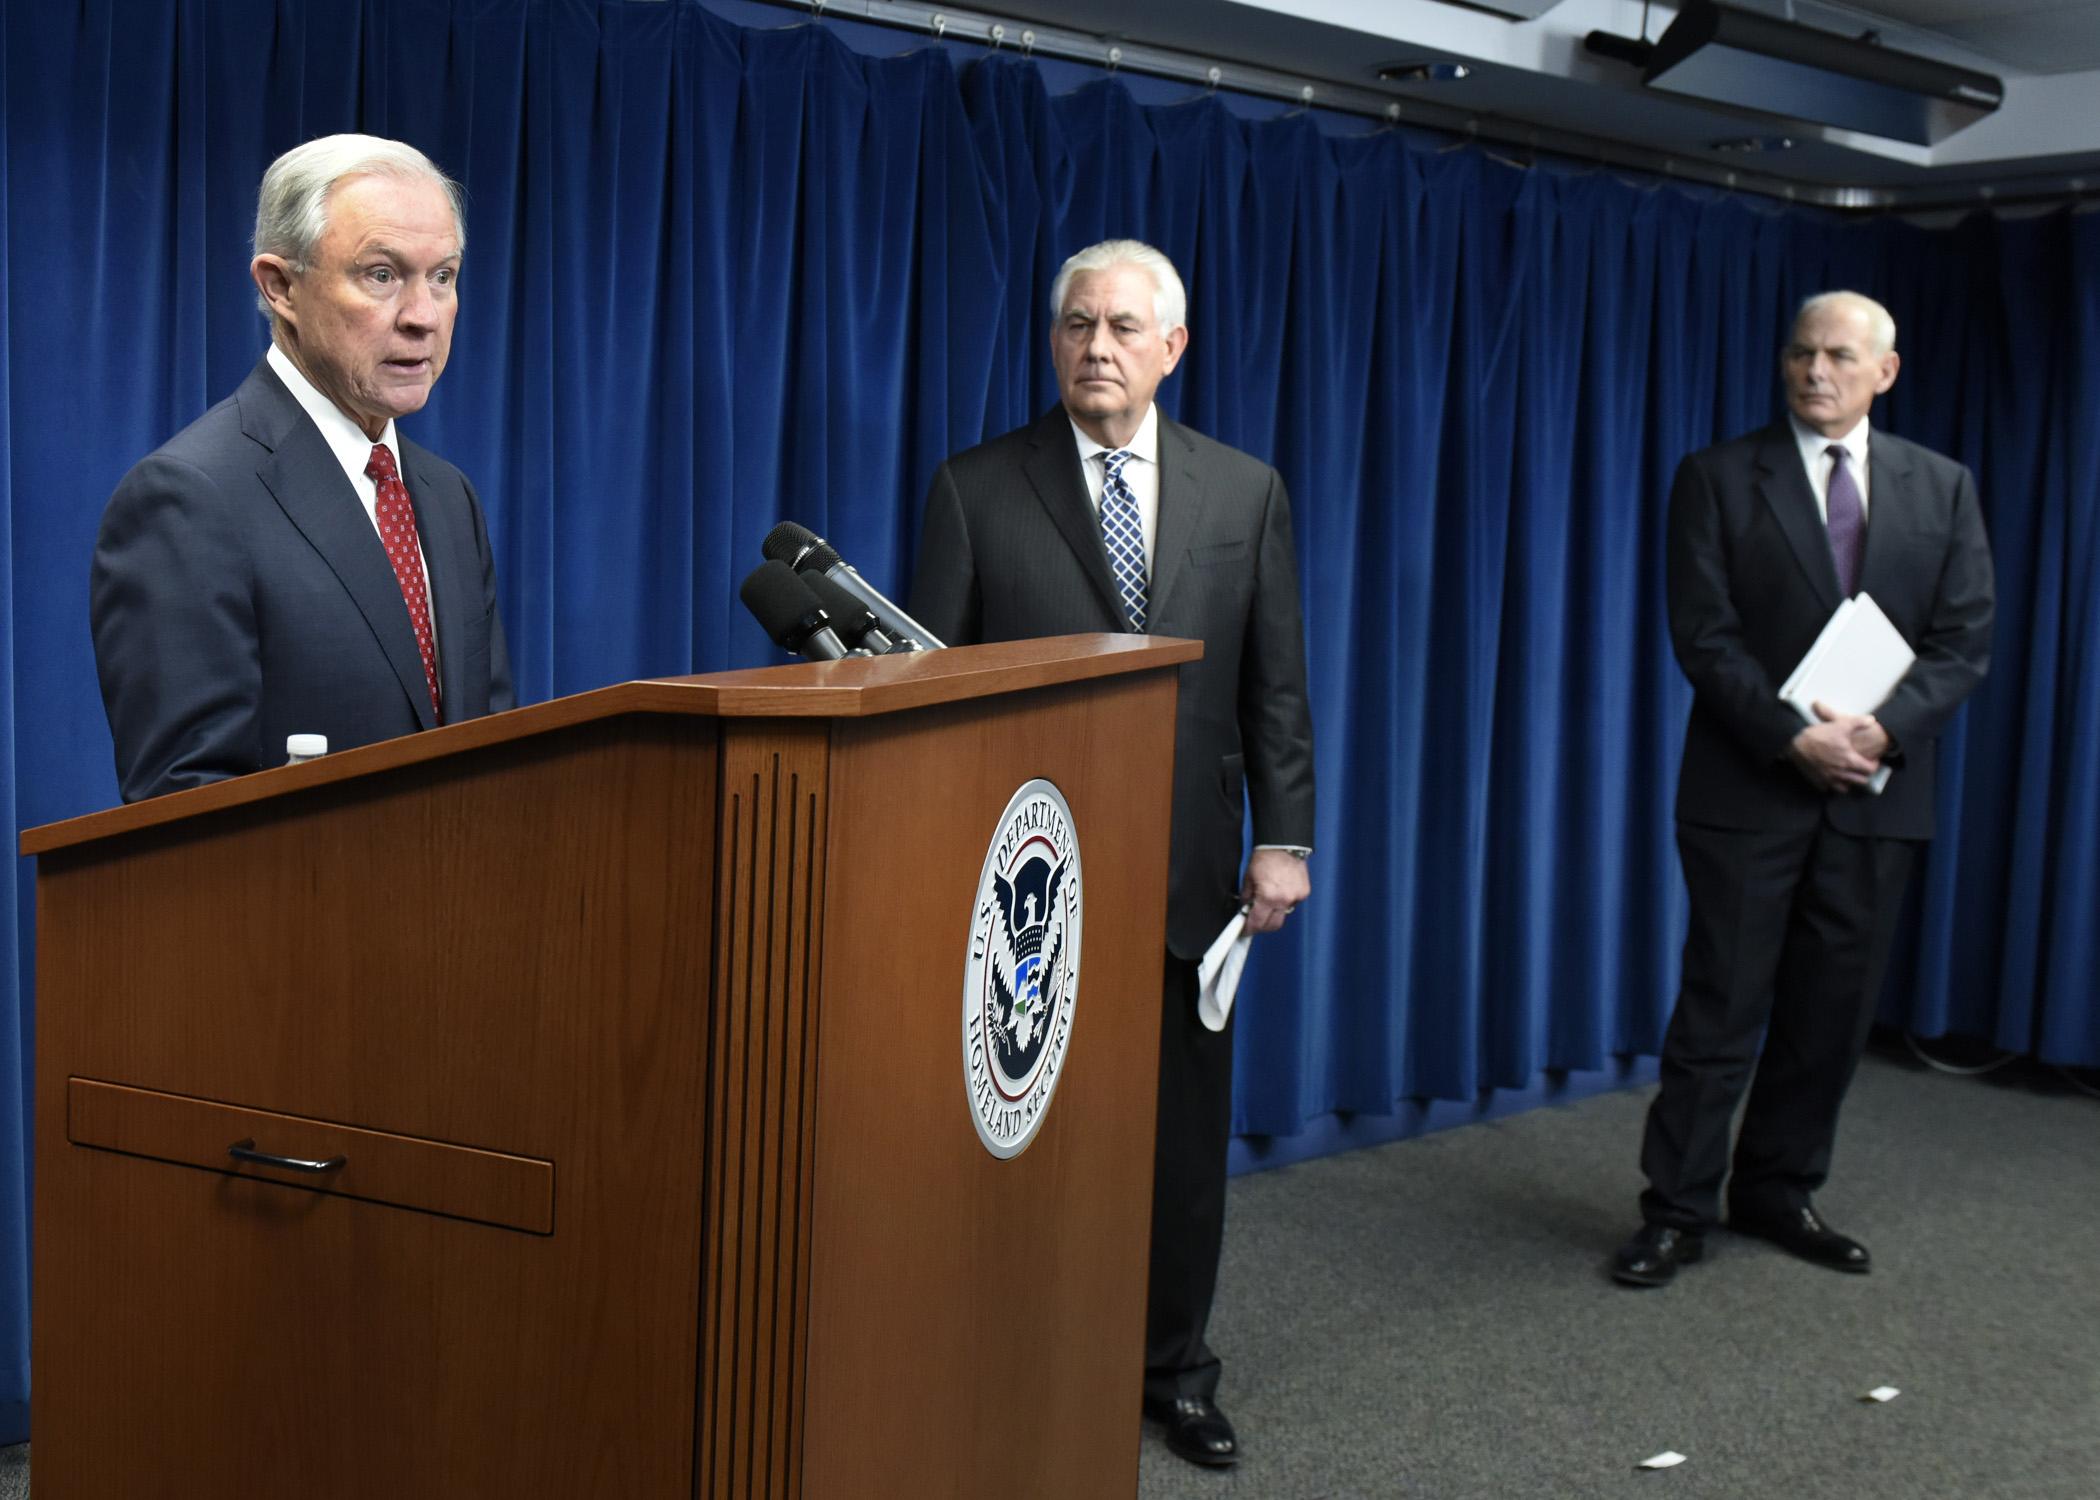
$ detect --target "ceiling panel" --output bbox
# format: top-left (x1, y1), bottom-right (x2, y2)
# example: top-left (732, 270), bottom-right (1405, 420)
top-left (1931, 12), bottom-right (2100, 73)
top-left (1826, 0), bottom-right (2100, 74)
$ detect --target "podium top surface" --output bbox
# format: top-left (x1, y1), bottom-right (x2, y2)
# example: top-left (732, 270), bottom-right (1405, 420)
top-left (26, 634), bottom-right (1199, 857)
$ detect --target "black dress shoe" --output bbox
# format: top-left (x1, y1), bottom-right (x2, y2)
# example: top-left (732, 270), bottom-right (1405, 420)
top-left (1612, 1223), bottom-right (1705, 1287)
top-left (1148, 1396), bottom-right (1240, 1467)
top-left (1730, 1200), bottom-right (1871, 1273)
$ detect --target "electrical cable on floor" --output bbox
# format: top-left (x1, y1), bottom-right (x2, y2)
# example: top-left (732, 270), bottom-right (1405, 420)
top-left (1902, 1030), bottom-right (2017, 1076)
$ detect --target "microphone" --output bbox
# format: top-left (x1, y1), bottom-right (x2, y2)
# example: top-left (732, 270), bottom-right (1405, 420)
top-left (761, 521), bottom-right (946, 650)
top-left (800, 569), bottom-right (899, 654)
top-left (738, 560), bottom-right (850, 661)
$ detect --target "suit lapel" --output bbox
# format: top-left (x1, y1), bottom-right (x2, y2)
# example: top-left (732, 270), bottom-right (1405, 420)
top-left (1856, 432), bottom-right (1912, 605)
top-left (241, 362), bottom-right (439, 728)
top-left (1147, 414), bottom-right (1206, 626)
top-left (1754, 423), bottom-right (1842, 614)
top-left (1021, 407), bottom-right (1128, 626)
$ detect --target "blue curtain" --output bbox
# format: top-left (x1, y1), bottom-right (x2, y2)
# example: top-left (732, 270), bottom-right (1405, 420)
top-left (4, 0), bottom-right (2098, 1436)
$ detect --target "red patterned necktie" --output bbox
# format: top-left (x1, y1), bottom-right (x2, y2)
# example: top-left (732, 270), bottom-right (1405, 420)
top-left (364, 442), bottom-right (442, 722)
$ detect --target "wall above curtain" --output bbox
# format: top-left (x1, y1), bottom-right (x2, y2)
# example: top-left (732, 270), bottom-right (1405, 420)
top-left (3, 0), bottom-right (2096, 1440)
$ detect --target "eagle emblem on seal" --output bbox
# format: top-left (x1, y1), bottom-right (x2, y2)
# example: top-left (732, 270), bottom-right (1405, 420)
top-left (985, 851), bottom-right (1071, 1081)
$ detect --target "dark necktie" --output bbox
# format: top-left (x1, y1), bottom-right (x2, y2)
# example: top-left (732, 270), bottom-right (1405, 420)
top-left (364, 442), bottom-right (442, 722)
top-left (1825, 444), bottom-right (1864, 597)
top-left (1100, 449), bottom-right (1148, 631)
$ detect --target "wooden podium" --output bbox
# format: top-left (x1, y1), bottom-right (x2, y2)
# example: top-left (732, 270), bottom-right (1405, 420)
top-left (24, 634), bottom-right (1199, 1499)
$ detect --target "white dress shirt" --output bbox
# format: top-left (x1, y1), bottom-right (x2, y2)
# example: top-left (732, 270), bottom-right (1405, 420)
top-left (1789, 412), bottom-right (1872, 523)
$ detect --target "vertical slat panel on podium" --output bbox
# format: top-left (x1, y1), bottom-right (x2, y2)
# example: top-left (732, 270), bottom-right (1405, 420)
top-left (698, 723), bottom-right (828, 1500)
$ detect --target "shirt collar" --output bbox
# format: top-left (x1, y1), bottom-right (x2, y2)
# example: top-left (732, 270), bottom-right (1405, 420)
top-left (1789, 411), bottom-right (1870, 473)
top-left (1068, 403), bottom-right (1160, 469)
top-left (267, 342), bottom-right (401, 478)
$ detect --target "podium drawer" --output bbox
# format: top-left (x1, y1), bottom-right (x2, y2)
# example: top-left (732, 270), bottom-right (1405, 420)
top-left (67, 1077), bottom-right (554, 1235)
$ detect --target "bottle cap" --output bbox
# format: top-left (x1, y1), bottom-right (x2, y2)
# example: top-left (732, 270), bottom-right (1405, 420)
top-left (286, 734), bottom-right (328, 759)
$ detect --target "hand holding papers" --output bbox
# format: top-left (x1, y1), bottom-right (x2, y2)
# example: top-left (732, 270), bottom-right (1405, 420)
top-left (1197, 908), bottom-right (1253, 1032)
top-left (1777, 593), bottom-right (1916, 795)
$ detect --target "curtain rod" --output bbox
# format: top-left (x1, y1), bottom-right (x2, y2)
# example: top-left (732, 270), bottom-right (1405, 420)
top-left (730, 0), bottom-right (2097, 216)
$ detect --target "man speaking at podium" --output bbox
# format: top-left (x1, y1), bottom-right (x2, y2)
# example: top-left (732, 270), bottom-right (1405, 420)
top-left (910, 240), bottom-right (1315, 1468)
top-left (1614, 291), bottom-right (1993, 1289)
top-left (91, 135), bottom-right (512, 803)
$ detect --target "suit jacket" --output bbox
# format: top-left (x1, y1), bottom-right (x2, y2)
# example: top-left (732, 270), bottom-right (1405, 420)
top-left (1667, 421), bottom-right (1993, 841)
top-left (92, 358), bottom-right (514, 802)
top-left (910, 405), bottom-right (1316, 959)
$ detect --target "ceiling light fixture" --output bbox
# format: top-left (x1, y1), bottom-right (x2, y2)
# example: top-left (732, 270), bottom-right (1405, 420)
top-left (1645, 1), bottom-right (2001, 145)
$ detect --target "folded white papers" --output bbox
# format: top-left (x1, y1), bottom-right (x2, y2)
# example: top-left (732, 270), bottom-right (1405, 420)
top-left (1777, 592), bottom-right (1916, 796)
top-left (1196, 908), bottom-right (1253, 1032)
top-left (1637, 1451), bottom-right (1687, 1470)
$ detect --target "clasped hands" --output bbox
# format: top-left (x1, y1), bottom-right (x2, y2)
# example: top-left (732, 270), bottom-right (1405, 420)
top-left (1787, 699), bottom-right (1891, 793)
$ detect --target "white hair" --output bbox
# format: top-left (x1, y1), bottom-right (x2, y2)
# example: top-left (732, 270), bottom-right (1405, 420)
top-left (1050, 239), bottom-right (1187, 336)
top-left (252, 134), bottom-right (465, 317)
top-left (1794, 290), bottom-right (1896, 355)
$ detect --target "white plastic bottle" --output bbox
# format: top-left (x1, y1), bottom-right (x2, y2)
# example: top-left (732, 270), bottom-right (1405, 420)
top-left (285, 734), bottom-right (328, 765)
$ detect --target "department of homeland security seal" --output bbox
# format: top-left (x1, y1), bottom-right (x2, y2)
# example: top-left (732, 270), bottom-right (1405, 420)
top-left (963, 779), bottom-right (1083, 1159)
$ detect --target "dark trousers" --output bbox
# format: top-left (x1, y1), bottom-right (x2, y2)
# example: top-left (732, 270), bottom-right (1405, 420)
top-left (1143, 954), bottom-right (1234, 1408)
top-left (1639, 819), bottom-right (1917, 1230)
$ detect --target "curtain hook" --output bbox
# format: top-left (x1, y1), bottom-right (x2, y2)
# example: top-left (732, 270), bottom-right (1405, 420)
top-left (989, 22), bottom-right (1005, 52)
top-left (1106, 45), bottom-right (1122, 74)
top-left (1206, 66), bottom-right (1222, 93)
top-left (1021, 29), bottom-right (1035, 58)
top-left (932, 12), bottom-right (948, 39)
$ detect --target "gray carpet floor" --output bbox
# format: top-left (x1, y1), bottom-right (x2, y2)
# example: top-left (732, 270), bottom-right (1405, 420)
top-left (2, 1046), bottom-right (2092, 1498)
top-left (1136, 1045), bottom-right (2100, 1499)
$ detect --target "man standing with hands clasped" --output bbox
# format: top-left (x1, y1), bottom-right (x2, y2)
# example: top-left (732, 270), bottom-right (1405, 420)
top-left (910, 240), bottom-right (1315, 1466)
top-left (1614, 291), bottom-right (1993, 1288)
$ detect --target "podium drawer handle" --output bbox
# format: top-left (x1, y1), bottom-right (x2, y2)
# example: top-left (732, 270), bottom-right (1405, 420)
top-left (227, 1138), bottom-right (347, 1174)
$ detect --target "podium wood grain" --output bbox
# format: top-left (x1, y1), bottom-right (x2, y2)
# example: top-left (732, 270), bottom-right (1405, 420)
top-left (27, 637), bottom-right (1195, 1498)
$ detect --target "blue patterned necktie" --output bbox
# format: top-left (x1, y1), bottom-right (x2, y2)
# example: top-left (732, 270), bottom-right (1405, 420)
top-left (1099, 448), bottom-right (1148, 631)
top-left (1826, 444), bottom-right (1865, 597)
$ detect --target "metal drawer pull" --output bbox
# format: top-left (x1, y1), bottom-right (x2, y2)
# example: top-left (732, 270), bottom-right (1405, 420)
top-left (227, 1139), bottom-right (347, 1174)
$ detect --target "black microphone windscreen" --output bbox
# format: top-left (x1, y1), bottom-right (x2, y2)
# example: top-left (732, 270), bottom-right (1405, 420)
top-left (739, 560), bottom-right (823, 647)
top-left (762, 520), bottom-right (820, 565)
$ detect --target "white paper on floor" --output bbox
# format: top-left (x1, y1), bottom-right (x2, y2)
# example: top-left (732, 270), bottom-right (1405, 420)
top-left (1637, 1451), bottom-right (1687, 1469)
top-left (1862, 1386), bottom-right (1900, 1403)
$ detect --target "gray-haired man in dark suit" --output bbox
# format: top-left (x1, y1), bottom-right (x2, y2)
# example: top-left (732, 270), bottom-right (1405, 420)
top-left (92, 134), bottom-right (512, 803)
top-left (910, 239), bottom-right (1315, 1469)
top-left (1614, 291), bottom-right (1993, 1289)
